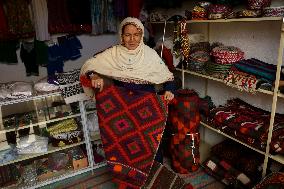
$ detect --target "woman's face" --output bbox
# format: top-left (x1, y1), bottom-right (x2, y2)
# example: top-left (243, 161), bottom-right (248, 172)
top-left (122, 24), bottom-right (142, 50)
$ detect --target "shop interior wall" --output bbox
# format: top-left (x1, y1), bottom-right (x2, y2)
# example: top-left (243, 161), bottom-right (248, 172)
top-left (0, 34), bottom-right (119, 83)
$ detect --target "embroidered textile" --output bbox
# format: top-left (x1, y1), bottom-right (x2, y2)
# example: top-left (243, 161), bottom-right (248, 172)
top-left (170, 133), bottom-right (200, 173)
top-left (207, 98), bottom-right (284, 154)
top-left (56, 69), bottom-right (89, 104)
top-left (203, 156), bottom-right (251, 188)
top-left (211, 140), bottom-right (263, 183)
top-left (95, 85), bottom-right (167, 187)
top-left (224, 69), bottom-right (258, 93)
top-left (168, 89), bottom-right (208, 173)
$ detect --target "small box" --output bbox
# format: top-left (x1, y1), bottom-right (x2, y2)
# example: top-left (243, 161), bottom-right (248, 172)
top-left (72, 157), bottom-right (88, 170)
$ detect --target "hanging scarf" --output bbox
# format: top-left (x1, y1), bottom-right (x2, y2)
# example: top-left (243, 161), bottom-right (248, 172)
top-left (81, 17), bottom-right (174, 97)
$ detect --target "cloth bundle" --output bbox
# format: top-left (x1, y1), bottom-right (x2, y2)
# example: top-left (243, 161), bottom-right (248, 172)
top-left (211, 140), bottom-right (263, 183)
top-left (223, 69), bottom-right (259, 93)
top-left (211, 46), bottom-right (244, 65)
top-left (56, 69), bottom-right (89, 104)
top-left (234, 58), bottom-right (278, 82)
top-left (0, 82), bottom-right (33, 101)
top-left (168, 89), bottom-right (206, 173)
top-left (207, 98), bottom-right (284, 154)
top-left (263, 6), bottom-right (284, 17)
top-left (170, 133), bottom-right (200, 173)
top-left (208, 4), bottom-right (232, 19)
top-left (189, 50), bottom-right (210, 72)
top-left (47, 118), bottom-right (82, 147)
top-left (247, 0), bottom-right (272, 10)
top-left (203, 156), bottom-right (251, 188)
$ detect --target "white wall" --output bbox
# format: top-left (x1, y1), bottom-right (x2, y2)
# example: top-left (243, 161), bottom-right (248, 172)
top-left (0, 34), bottom-right (119, 83)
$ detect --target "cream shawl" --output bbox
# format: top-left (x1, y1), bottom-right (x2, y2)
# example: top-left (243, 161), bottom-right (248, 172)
top-left (81, 17), bottom-right (174, 96)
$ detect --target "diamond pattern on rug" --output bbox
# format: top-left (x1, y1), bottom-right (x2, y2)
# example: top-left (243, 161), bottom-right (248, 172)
top-left (119, 133), bottom-right (152, 163)
top-left (95, 85), bottom-right (167, 188)
top-left (108, 113), bottom-right (136, 137)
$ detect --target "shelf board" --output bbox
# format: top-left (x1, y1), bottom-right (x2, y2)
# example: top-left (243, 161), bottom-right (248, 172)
top-left (0, 141), bottom-right (85, 167)
top-left (0, 91), bottom-right (62, 106)
top-left (201, 121), bottom-right (266, 155)
top-left (177, 68), bottom-right (283, 98)
top-left (269, 154), bottom-right (284, 165)
top-left (0, 113), bottom-right (81, 134)
top-left (151, 17), bottom-right (283, 24)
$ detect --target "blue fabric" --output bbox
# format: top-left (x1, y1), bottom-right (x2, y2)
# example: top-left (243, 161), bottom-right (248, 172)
top-left (235, 58), bottom-right (280, 82)
top-left (57, 35), bottom-right (82, 61)
top-left (47, 44), bottom-right (64, 76)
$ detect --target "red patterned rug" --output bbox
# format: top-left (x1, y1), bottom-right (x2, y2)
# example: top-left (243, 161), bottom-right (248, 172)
top-left (95, 85), bottom-right (167, 188)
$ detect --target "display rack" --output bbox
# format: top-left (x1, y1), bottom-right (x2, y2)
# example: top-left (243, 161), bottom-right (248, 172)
top-left (0, 92), bottom-right (104, 189)
top-left (153, 16), bottom-right (284, 178)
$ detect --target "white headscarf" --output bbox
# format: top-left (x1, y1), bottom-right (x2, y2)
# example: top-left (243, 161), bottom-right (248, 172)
top-left (81, 17), bottom-right (174, 96)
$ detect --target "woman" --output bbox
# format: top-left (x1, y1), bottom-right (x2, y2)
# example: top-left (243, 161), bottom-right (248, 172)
top-left (81, 17), bottom-right (175, 101)
top-left (80, 17), bottom-right (189, 189)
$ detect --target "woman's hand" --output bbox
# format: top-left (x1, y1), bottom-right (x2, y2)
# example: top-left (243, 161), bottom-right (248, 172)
top-left (90, 74), bottom-right (104, 92)
top-left (164, 91), bottom-right (174, 101)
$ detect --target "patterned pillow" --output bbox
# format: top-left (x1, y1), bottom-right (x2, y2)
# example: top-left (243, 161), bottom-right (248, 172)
top-left (56, 69), bottom-right (89, 104)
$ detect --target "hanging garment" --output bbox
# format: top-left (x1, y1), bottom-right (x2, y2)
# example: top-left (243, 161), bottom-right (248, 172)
top-left (0, 0), bottom-right (8, 40)
top-left (47, 0), bottom-right (72, 34)
top-left (4, 0), bottom-right (35, 39)
top-left (90, 0), bottom-right (117, 35)
top-left (20, 41), bottom-right (39, 76)
top-left (31, 0), bottom-right (50, 41)
top-left (127, 0), bottom-right (144, 18)
top-left (66, 0), bottom-right (92, 34)
top-left (57, 35), bottom-right (82, 61)
top-left (47, 44), bottom-right (64, 77)
top-left (34, 40), bottom-right (48, 66)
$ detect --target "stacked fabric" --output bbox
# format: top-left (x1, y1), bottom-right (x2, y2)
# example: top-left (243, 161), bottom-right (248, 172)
top-left (47, 118), bottom-right (82, 147)
top-left (263, 6), bottom-right (284, 17)
top-left (207, 98), bottom-right (284, 154)
top-left (204, 46), bottom-right (244, 78)
top-left (203, 156), bottom-right (251, 188)
top-left (211, 46), bottom-right (244, 65)
top-left (0, 82), bottom-right (33, 101)
top-left (188, 51), bottom-right (210, 72)
top-left (223, 67), bottom-right (259, 93)
top-left (0, 143), bottom-right (18, 164)
top-left (247, 0), bottom-right (271, 10)
top-left (191, 6), bottom-right (207, 20)
top-left (209, 140), bottom-right (263, 184)
top-left (234, 58), bottom-right (277, 83)
top-left (208, 4), bottom-right (232, 19)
